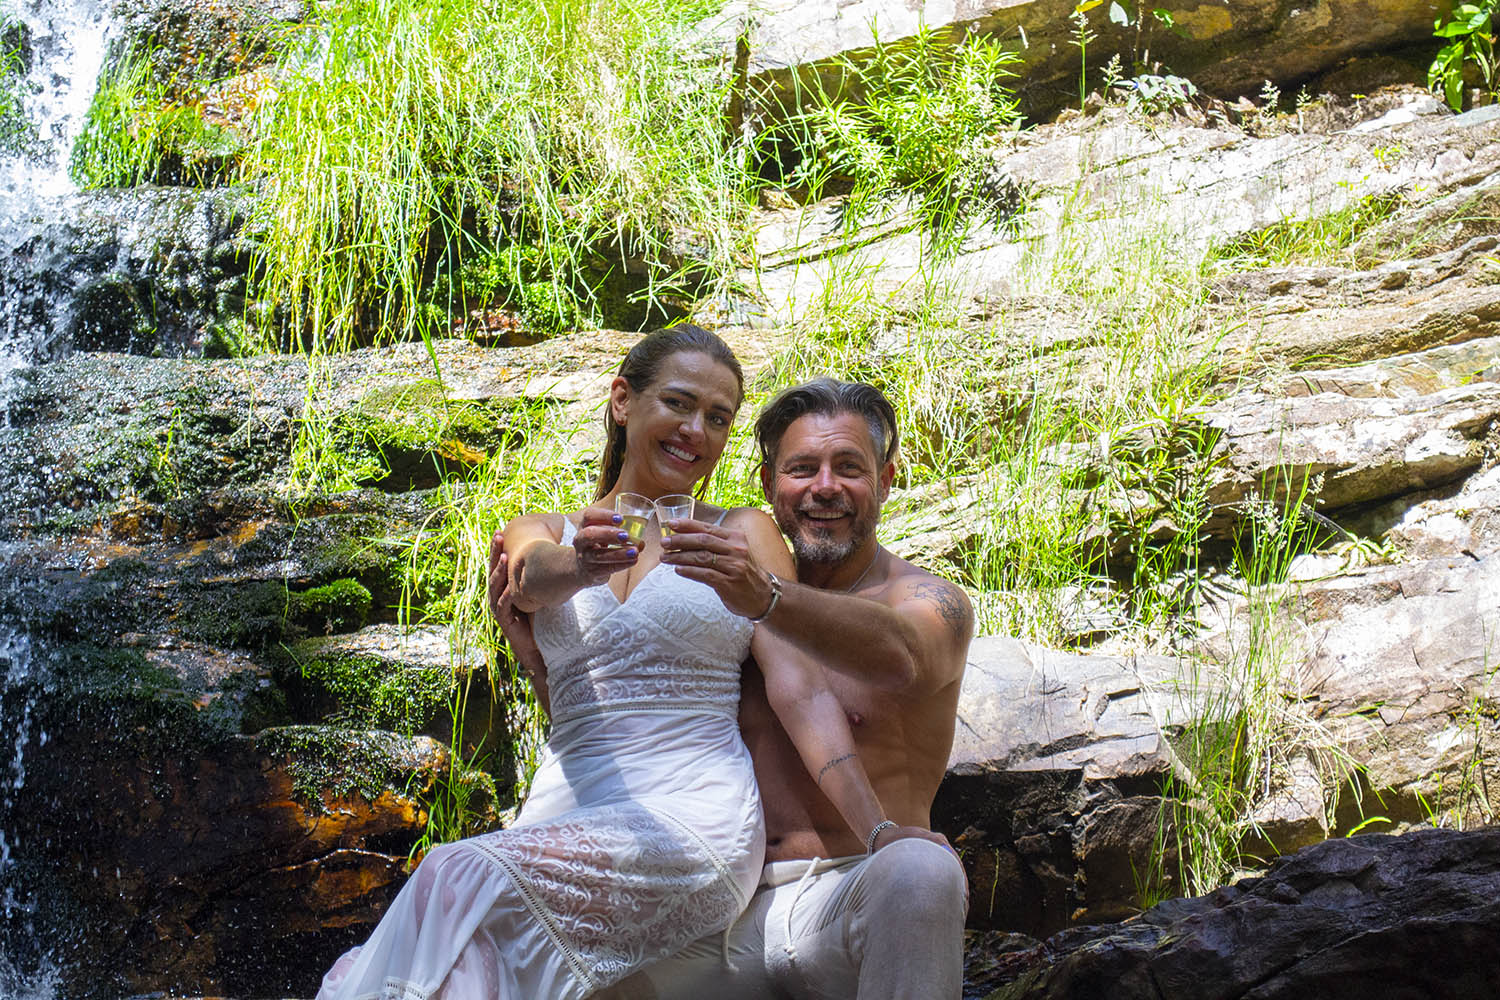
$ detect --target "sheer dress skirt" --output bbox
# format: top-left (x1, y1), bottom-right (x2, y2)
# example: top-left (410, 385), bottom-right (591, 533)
top-left (315, 710), bottom-right (764, 1000)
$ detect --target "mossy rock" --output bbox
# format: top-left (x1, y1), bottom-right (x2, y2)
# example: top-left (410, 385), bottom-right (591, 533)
top-left (332, 383), bottom-right (538, 491)
top-left (19, 639), bottom-right (290, 757)
top-left (257, 724), bottom-right (451, 812)
top-left (273, 625), bottom-right (514, 795)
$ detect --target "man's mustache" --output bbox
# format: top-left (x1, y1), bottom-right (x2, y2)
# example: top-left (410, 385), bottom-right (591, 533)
top-left (797, 503), bottom-right (854, 517)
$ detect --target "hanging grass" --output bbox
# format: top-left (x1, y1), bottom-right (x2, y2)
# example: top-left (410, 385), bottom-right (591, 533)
top-left (238, 0), bottom-right (753, 352)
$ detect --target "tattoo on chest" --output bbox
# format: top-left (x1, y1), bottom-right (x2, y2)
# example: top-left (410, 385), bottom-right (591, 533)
top-left (909, 581), bottom-right (971, 638)
top-left (816, 752), bottom-right (857, 786)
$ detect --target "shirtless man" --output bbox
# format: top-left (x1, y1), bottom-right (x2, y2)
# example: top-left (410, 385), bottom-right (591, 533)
top-left (489, 378), bottom-right (972, 999)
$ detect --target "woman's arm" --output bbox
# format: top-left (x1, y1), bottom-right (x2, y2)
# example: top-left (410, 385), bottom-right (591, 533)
top-left (729, 510), bottom-right (890, 850)
top-left (504, 509), bottom-right (638, 613)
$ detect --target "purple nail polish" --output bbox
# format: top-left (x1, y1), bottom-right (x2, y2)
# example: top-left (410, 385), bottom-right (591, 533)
top-left (611, 514), bottom-right (622, 524)
top-left (617, 531), bottom-right (629, 542)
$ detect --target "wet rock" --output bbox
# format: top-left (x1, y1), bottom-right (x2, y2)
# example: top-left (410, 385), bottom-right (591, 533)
top-left (0, 185), bottom-right (255, 358)
top-left (975, 828), bottom-right (1500, 1000)
top-left (114, 0), bottom-right (307, 103)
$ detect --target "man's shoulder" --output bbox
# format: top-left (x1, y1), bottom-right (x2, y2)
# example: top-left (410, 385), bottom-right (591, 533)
top-left (881, 551), bottom-right (973, 645)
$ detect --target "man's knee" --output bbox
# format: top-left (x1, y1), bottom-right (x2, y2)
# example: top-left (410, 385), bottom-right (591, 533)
top-left (863, 838), bottom-right (968, 920)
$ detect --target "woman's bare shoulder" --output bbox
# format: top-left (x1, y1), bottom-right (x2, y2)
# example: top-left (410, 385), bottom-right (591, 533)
top-left (720, 505), bottom-right (776, 532)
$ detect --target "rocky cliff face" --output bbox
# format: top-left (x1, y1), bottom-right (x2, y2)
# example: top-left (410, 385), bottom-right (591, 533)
top-left (1, 0), bottom-right (1498, 997)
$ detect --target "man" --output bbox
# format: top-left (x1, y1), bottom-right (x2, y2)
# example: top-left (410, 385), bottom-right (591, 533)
top-left (488, 378), bottom-right (972, 999)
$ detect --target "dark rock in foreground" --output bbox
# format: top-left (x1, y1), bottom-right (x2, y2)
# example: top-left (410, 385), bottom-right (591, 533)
top-left (975, 828), bottom-right (1500, 1000)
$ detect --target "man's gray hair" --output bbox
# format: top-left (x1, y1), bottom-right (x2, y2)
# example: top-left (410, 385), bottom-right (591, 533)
top-left (754, 378), bottom-right (899, 468)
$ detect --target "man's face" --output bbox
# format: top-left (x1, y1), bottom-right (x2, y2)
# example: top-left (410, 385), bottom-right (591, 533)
top-left (761, 412), bottom-right (894, 566)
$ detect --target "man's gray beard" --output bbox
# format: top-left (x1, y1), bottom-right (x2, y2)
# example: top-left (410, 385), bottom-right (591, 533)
top-left (786, 513), bottom-right (878, 568)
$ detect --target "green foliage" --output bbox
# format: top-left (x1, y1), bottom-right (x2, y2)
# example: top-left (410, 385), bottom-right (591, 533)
top-left (1112, 72), bottom-right (1197, 115)
top-left (70, 42), bottom-right (234, 188)
top-left (1429, 0), bottom-right (1498, 111)
top-left (239, 0), bottom-right (748, 351)
top-left (775, 25), bottom-right (1021, 250)
top-left (0, 14), bottom-right (31, 156)
top-left (1213, 191), bottom-right (1404, 269)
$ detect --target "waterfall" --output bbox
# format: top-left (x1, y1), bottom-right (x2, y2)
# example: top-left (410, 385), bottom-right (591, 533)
top-left (0, 629), bottom-right (59, 1000)
top-left (0, 3), bottom-right (113, 997)
top-left (0, 0), bottom-right (114, 369)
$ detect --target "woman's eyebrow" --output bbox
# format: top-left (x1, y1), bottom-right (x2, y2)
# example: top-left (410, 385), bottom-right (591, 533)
top-left (660, 383), bottom-right (734, 414)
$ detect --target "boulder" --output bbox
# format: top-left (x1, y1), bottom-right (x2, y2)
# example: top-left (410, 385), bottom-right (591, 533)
top-left (1, 634), bottom-right (474, 998)
top-left (973, 828), bottom-right (1500, 1000)
top-left (937, 637), bottom-right (1190, 932)
top-left (1198, 381), bottom-right (1500, 524)
top-left (697, 0), bottom-right (1445, 120)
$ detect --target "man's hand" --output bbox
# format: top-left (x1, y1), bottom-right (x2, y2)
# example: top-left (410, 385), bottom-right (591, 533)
top-left (660, 517), bottom-right (776, 620)
top-left (488, 526), bottom-right (549, 711)
top-left (872, 824), bottom-right (955, 854)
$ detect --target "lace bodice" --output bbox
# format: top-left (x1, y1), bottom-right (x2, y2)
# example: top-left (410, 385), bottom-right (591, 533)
top-left (533, 519), bottom-right (755, 726)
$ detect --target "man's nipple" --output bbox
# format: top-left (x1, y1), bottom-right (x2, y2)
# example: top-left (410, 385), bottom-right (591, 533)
top-left (847, 711), bottom-right (864, 726)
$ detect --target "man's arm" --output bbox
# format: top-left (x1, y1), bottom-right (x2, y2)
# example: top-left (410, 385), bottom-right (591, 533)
top-left (761, 572), bottom-right (972, 693)
top-left (662, 519), bottom-right (972, 693)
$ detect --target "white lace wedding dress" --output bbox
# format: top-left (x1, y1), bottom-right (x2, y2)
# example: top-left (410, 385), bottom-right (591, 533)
top-left (315, 519), bottom-right (763, 1000)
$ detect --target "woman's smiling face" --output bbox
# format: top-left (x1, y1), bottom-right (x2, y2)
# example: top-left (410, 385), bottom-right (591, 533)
top-left (610, 350), bottom-right (742, 497)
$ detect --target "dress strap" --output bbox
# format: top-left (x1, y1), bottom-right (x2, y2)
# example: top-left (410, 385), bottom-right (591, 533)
top-left (713, 507), bottom-right (731, 526)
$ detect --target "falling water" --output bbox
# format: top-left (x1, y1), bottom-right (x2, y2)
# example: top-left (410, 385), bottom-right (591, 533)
top-left (0, 2), bottom-right (113, 996)
top-left (0, 628), bottom-right (59, 1000)
top-left (0, 0), bottom-right (113, 369)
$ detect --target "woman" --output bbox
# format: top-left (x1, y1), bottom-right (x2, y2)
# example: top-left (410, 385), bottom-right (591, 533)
top-left (316, 326), bottom-right (893, 999)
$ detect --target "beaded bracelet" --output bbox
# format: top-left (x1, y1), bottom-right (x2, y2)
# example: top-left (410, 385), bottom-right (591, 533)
top-left (866, 819), bottom-right (897, 855)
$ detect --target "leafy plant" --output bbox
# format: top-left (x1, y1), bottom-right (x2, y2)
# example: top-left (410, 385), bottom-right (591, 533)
top-left (0, 13), bottom-right (31, 156)
top-left (774, 24), bottom-right (1021, 252)
top-left (1112, 72), bottom-right (1197, 115)
top-left (1429, 0), bottom-right (1498, 111)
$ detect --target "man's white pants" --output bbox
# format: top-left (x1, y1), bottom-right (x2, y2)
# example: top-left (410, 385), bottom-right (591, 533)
top-left (600, 838), bottom-right (968, 1000)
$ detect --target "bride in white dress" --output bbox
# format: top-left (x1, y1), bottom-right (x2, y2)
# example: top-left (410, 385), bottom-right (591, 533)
top-left (315, 326), bottom-right (897, 1000)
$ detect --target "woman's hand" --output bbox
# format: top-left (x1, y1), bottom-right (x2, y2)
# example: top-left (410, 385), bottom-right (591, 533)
top-left (572, 506), bottom-right (639, 586)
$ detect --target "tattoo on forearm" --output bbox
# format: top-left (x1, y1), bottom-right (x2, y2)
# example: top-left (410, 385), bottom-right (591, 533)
top-left (909, 581), bottom-right (972, 639)
top-left (816, 752), bottom-right (857, 786)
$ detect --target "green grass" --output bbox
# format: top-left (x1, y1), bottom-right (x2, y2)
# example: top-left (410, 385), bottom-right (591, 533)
top-left (769, 24), bottom-right (1022, 252)
top-left (237, 0), bottom-right (753, 351)
top-left (70, 41), bottom-right (235, 188)
top-left (1212, 191), bottom-right (1405, 269)
top-left (0, 12), bottom-right (30, 156)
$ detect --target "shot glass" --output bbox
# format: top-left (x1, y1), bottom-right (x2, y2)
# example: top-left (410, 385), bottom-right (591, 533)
top-left (615, 492), bottom-right (655, 544)
top-left (654, 494), bottom-right (696, 537)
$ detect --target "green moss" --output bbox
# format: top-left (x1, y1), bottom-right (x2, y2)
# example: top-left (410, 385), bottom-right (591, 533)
top-left (290, 649), bottom-right (451, 734)
top-left (287, 578), bottom-right (372, 635)
top-left (260, 725), bottom-right (428, 810)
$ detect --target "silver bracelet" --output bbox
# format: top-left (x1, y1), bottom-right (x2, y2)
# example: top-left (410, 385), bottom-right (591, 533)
top-left (748, 572), bottom-right (782, 623)
top-left (866, 819), bottom-right (897, 855)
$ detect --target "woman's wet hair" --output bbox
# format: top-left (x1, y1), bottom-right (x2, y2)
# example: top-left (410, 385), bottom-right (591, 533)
top-left (754, 378), bottom-right (899, 470)
top-left (595, 324), bottom-right (744, 500)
